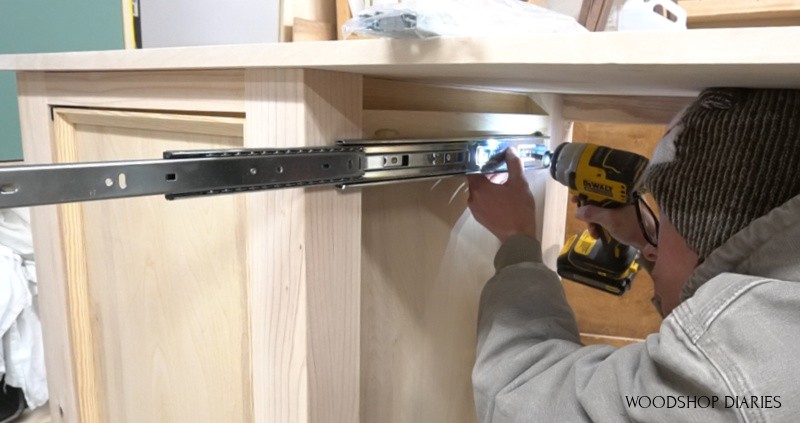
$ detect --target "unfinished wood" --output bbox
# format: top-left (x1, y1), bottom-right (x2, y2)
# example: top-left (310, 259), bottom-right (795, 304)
top-left (565, 122), bottom-right (664, 339)
top-left (56, 108), bottom-right (245, 137)
top-left (579, 0), bottom-right (614, 31)
top-left (289, 0), bottom-right (337, 33)
top-left (5, 28), bottom-right (800, 97)
top-left (44, 70), bottom-right (245, 113)
top-left (686, 15), bottom-right (800, 28)
top-left (283, 0), bottom-right (337, 41)
top-left (19, 404), bottom-right (53, 423)
top-left (363, 78), bottom-right (547, 115)
top-left (245, 69), bottom-right (362, 423)
top-left (361, 179), bottom-right (494, 423)
top-left (531, 93), bottom-right (571, 270)
top-left (360, 102), bottom-right (558, 423)
top-left (581, 334), bottom-right (644, 348)
top-left (578, 0), bottom-right (593, 26)
top-left (17, 72), bottom-right (80, 423)
top-left (122, 0), bottom-right (135, 49)
top-left (563, 94), bottom-right (692, 124)
top-left (336, 0), bottom-right (350, 40)
top-left (363, 110), bottom-right (549, 139)
top-left (681, 0), bottom-right (800, 28)
top-left (52, 114), bottom-right (102, 423)
top-left (51, 109), bottom-right (251, 422)
top-left (527, 0), bottom-right (550, 7)
top-left (293, 18), bottom-right (336, 41)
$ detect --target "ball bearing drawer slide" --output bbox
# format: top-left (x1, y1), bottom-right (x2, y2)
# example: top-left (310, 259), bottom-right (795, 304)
top-left (0, 135), bottom-right (550, 208)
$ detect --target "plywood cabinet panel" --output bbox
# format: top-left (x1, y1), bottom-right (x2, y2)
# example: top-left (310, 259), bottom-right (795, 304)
top-left (361, 178), bottom-right (495, 423)
top-left (16, 67), bottom-right (565, 423)
top-left (360, 100), bottom-right (560, 423)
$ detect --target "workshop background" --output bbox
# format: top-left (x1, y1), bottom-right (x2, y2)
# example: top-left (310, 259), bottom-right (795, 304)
top-left (0, 2), bottom-right (124, 162)
top-left (2, 1), bottom-right (800, 422)
top-left (4, 1), bottom-right (798, 161)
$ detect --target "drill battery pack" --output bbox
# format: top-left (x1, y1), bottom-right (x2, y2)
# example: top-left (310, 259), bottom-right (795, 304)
top-left (557, 229), bottom-right (639, 295)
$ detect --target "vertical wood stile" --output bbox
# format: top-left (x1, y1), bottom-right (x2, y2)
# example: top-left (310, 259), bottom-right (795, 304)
top-left (51, 115), bottom-right (103, 423)
top-left (531, 93), bottom-right (572, 270)
top-left (17, 72), bottom-right (81, 423)
top-left (245, 68), bottom-right (362, 423)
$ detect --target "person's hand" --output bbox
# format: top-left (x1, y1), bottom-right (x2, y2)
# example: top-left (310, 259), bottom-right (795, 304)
top-left (467, 148), bottom-right (537, 243)
top-left (573, 198), bottom-right (658, 261)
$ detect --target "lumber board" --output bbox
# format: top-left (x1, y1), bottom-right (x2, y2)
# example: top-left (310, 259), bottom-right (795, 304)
top-left (4, 28), bottom-right (800, 97)
top-left (681, 0), bottom-right (800, 28)
top-left (563, 94), bottom-right (692, 124)
top-left (293, 18), bottom-right (336, 42)
top-left (362, 110), bottom-right (548, 139)
top-left (43, 70), bottom-right (245, 113)
top-left (364, 78), bottom-right (547, 115)
top-left (17, 73), bottom-right (81, 423)
top-left (245, 69), bottom-right (362, 423)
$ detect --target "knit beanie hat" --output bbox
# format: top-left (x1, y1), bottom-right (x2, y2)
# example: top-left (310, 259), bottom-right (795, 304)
top-left (643, 88), bottom-right (800, 259)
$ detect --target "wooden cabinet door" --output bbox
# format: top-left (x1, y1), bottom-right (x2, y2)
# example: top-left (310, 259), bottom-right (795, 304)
top-left (21, 69), bottom-right (363, 423)
top-left (51, 108), bottom-right (251, 422)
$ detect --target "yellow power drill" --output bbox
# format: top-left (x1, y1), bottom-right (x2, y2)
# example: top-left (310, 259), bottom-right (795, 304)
top-left (549, 143), bottom-right (650, 295)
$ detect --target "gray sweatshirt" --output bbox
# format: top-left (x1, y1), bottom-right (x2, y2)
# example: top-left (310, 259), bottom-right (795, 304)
top-left (473, 194), bottom-right (800, 422)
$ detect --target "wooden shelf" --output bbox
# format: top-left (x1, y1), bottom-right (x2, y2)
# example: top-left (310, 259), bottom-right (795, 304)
top-left (681, 0), bottom-right (800, 28)
top-left (2, 27), bottom-right (800, 96)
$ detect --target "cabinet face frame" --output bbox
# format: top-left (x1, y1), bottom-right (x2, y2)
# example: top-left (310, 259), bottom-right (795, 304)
top-left (17, 69), bottom-right (566, 423)
top-left (19, 69), bottom-right (366, 423)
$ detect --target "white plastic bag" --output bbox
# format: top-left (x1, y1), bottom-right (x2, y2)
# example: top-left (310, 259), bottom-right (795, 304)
top-left (343, 0), bottom-right (587, 39)
top-left (617, 0), bottom-right (687, 31)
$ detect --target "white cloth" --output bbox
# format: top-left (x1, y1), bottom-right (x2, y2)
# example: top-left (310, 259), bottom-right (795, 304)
top-left (0, 209), bottom-right (33, 260)
top-left (0, 208), bottom-right (47, 408)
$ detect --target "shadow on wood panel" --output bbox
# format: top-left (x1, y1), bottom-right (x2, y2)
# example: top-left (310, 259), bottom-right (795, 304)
top-left (360, 177), bottom-right (498, 423)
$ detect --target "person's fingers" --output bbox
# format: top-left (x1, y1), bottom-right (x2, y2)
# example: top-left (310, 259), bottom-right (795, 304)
top-left (467, 173), bottom-right (491, 192)
top-left (487, 172), bottom-right (508, 184)
top-left (574, 205), bottom-right (598, 223)
top-left (575, 205), bottom-right (618, 234)
top-left (587, 223), bottom-right (600, 239)
top-left (467, 174), bottom-right (492, 203)
top-left (504, 148), bottom-right (526, 185)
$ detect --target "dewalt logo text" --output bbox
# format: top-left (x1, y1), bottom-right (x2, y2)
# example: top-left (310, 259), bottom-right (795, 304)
top-left (582, 180), bottom-right (613, 197)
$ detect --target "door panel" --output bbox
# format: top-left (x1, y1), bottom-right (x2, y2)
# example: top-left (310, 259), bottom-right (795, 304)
top-left (54, 109), bottom-right (250, 422)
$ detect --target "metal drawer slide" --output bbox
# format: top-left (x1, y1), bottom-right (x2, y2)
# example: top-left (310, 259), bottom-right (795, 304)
top-left (0, 135), bottom-right (550, 208)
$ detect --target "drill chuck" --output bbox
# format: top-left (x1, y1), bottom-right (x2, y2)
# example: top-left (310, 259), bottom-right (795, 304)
top-left (549, 142), bottom-right (581, 190)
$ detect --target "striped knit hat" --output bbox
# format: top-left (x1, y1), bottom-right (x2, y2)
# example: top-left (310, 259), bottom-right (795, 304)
top-left (643, 88), bottom-right (800, 259)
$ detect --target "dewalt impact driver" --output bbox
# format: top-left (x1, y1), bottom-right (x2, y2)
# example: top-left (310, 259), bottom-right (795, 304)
top-left (549, 143), bottom-right (650, 295)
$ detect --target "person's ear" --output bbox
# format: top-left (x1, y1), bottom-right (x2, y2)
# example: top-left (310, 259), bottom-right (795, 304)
top-left (642, 243), bottom-right (658, 262)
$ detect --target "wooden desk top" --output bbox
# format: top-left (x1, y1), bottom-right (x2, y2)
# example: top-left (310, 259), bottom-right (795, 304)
top-left (2, 27), bottom-right (800, 96)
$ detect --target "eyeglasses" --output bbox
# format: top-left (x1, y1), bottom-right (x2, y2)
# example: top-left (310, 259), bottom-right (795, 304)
top-left (633, 192), bottom-right (659, 248)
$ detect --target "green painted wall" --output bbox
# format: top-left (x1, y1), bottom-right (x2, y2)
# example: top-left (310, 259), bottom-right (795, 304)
top-left (0, 1), bottom-right (125, 161)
